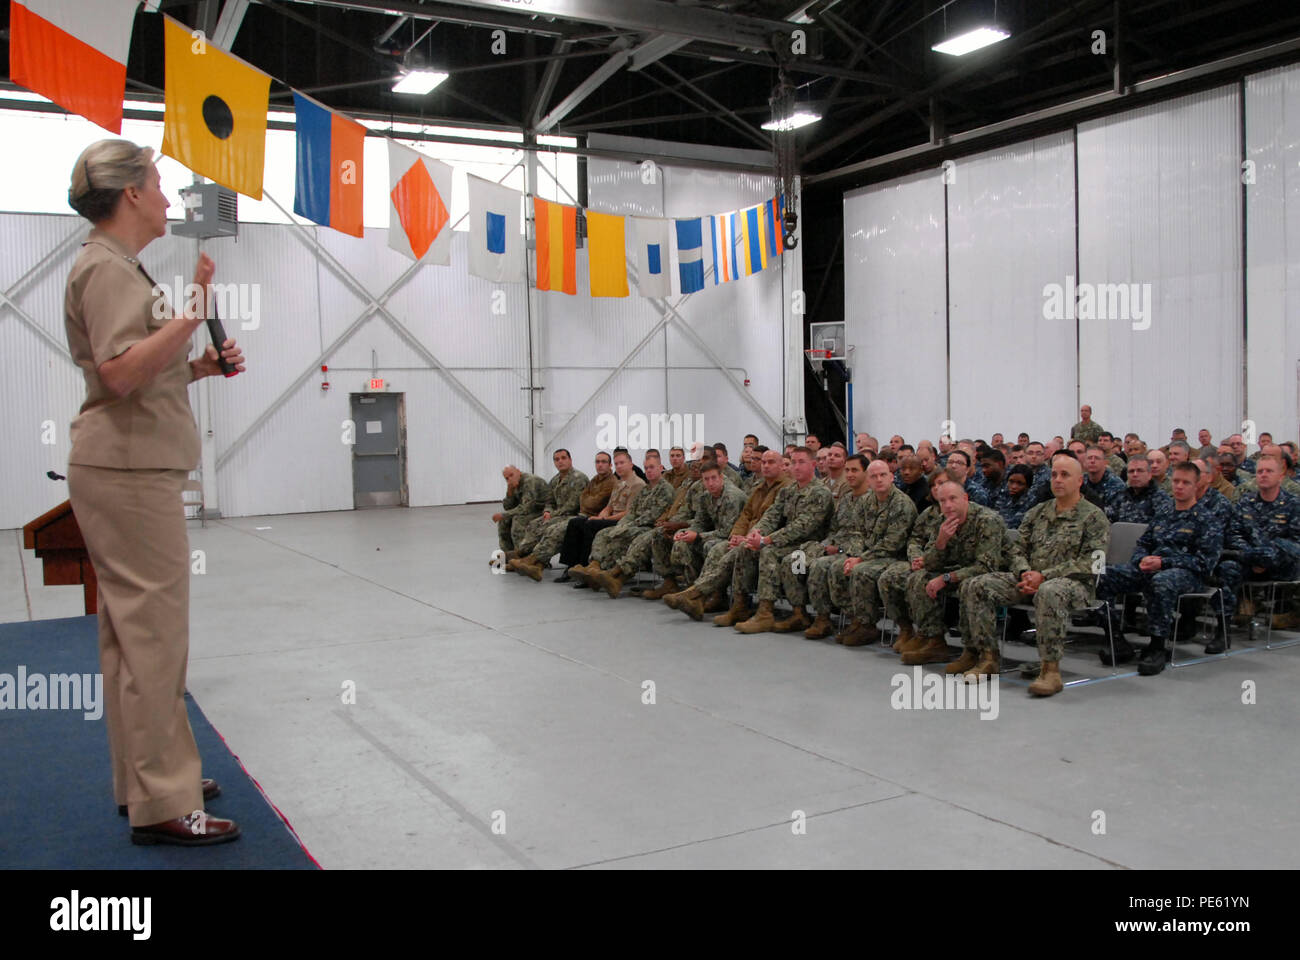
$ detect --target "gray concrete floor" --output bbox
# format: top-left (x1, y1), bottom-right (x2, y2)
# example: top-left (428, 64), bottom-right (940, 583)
top-left (4, 504), bottom-right (1299, 869)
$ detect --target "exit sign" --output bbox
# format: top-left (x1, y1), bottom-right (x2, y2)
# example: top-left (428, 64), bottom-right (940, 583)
top-left (368, 378), bottom-right (385, 390)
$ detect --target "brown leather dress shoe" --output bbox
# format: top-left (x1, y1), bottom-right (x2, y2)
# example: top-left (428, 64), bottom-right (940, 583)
top-left (119, 778), bottom-right (220, 817)
top-left (131, 811), bottom-right (241, 846)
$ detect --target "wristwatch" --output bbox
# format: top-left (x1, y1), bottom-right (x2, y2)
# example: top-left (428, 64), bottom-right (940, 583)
top-left (942, 572), bottom-right (952, 584)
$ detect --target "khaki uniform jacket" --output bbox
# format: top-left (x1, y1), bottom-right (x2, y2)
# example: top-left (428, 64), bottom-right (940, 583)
top-left (729, 476), bottom-right (791, 537)
top-left (579, 473), bottom-right (617, 516)
top-left (65, 229), bottom-right (199, 469)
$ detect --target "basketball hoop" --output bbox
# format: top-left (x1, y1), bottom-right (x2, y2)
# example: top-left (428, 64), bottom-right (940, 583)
top-left (805, 348), bottom-right (831, 374)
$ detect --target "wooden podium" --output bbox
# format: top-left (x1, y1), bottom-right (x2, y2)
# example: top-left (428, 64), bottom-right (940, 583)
top-left (23, 500), bottom-right (98, 615)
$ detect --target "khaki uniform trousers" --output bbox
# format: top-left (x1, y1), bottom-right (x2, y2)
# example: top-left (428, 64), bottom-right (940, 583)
top-left (68, 464), bottom-right (203, 827)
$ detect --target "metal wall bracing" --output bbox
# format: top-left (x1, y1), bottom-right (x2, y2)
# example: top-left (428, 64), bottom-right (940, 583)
top-left (1245, 63), bottom-right (1300, 446)
top-left (842, 170), bottom-right (948, 446)
top-left (947, 132), bottom-right (1077, 441)
top-left (1, 157), bottom-right (796, 528)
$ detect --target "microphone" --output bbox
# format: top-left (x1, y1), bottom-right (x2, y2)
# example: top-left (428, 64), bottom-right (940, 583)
top-left (47, 470), bottom-right (66, 481)
top-left (205, 304), bottom-right (238, 378)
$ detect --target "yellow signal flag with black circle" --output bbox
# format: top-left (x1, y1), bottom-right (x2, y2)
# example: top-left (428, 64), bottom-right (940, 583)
top-left (161, 16), bottom-right (271, 200)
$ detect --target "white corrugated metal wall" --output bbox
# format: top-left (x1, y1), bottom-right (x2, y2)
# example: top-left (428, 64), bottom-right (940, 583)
top-left (947, 132), bottom-right (1077, 440)
top-left (1245, 63), bottom-right (1300, 446)
top-left (845, 81), bottom-right (1263, 448)
top-left (1077, 86), bottom-right (1243, 442)
top-left (842, 171), bottom-right (948, 444)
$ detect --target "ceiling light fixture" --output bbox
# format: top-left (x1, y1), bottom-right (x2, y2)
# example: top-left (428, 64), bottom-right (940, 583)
top-left (932, 25), bottom-right (1010, 56)
top-left (392, 69), bottom-right (448, 95)
top-left (762, 110), bottom-right (821, 132)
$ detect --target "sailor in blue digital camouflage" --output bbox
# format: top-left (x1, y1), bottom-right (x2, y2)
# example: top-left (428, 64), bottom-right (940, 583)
top-left (776, 454), bottom-right (871, 636)
top-left (890, 473), bottom-right (1005, 666)
top-left (1183, 456), bottom-right (1241, 632)
top-left (493, 465), bottom-right (547, 552)
top-left (1219, 454), bottom-right (1300, 631)
top-left (1081, 446), bottom-right (1125, 508)
top-left (960, 454), bottom-right (1110, 695)
top-left (990, 464), bottom-right (1036, 529)
top-left (826, 459), bottom-right (917, 645)
top-left (1231, 445), bottom-right (1300, 498)
top-left (1104, 455), bottom-right (1171, 523)
top-left (1095, 461), bottom-right (1224, 675)
top-left (513, 449), bottom-right (589, 558)
top-left (733, 448), bottom-right (834, 634)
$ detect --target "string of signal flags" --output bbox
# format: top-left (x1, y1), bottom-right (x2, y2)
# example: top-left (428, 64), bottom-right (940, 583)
top-left (8, 0), bottom-right (790, 298)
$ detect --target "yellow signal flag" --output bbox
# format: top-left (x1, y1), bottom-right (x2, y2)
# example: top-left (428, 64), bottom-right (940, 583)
top-left (586, 210), bottom-right (629, 298)
top-left (161, 16), bottom-right (271, 200)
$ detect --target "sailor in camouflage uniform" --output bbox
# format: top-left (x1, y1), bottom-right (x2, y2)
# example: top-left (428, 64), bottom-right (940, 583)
top-left (733, 448), bottom-right (834, 634)
top-left (990, 464), bottom-right (1036, 530)
top-left (829, 459), bottom-right (917, 645)
top-left (773, 454), bottom-right (870, 636)
top-left (1223, 454), bottom-right (1300, 631)
top-left (960, 454), bottom-right (1109, 696)
top-left (1096, 461), bottom-right (1224, 675)
top-left (1104, 455), bottom-right (1171, 524)
top-left (597, 458), bottom-right (701, 598)
top-left (1070, 405), bottom-right (1105, 445)
top-left (877, 470), bottom-right (954, 655)
top-left (665, 449), bottom-right (789, 621)
top-left (493, 466), bottom-right (547, 552)
top-left (650, 465), bottom-right (747, 599)
top-left (572, 455), bottom-right (675, 586)
top-left (1081, 446), bottom-right (1125, 507)
top-left (890, 480), bottom-right (1005, 666)
top-left (512, 449), bottom-right (589, 559)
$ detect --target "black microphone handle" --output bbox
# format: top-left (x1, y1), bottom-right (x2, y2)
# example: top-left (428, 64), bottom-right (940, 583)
top-left (205, 308), bottom-right (238, 377)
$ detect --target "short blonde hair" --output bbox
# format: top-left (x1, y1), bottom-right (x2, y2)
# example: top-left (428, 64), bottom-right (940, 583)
top-left (68, 139), bottom-right (155, 222)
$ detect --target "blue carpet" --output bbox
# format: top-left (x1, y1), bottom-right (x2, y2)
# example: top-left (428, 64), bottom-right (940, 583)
top-left (0, 615), bottom-right (318, 869)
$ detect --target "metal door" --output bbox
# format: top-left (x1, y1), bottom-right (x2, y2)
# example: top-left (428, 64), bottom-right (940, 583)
top-left (351, 393), bottom-right (407, 508)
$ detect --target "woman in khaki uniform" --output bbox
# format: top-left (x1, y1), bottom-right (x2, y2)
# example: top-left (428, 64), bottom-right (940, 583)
top-left (64, 140), bottom-right (245, 846)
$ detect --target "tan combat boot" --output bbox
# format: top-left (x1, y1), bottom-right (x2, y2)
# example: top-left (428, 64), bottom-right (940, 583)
top-left (713, 595), bottom-right (753, 627)
top-left (681, 591), bottom-right (707, 621)
top-left (504, 549), bottom-right (522, 562)
top-left (641, 577), bottom-right (679, 600)
top-left (945, 647), bottom-right (981, 675)
top-left (576, 561), bottom-right (604, 588)
top-left (1028, 660), bottom-right (1063, 696)
top-left (900, 636), bottom-right (951, 665)
top-left (512, 557), bottom-right (544, 582)
top-left (735, 599), bottom-right (777, 634)
top-left (804, 614), bottom-right (835, 639)
top-left (836, 618), bottom-right (869, 646)
top-left (772, 607), bottom-right (811, 633)
top-left (964, 647), bottom-right (1000, 682)
top-left (891, 623), bottom-right (916, 653)
top-left (664, 585), bottom-right (699, 610)
top-left (702, 591), bottom-right (729, 614)
top-left (597, 567), bottom-right (629, 598)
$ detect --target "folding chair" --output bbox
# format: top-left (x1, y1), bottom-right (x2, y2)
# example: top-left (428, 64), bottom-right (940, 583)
top-left (1245, 579), bottom-right (1300, 650)
top-left (998, 521), bottom-right (1147, 685)
top-left (1168, 585), bottom-right (1230, 667)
